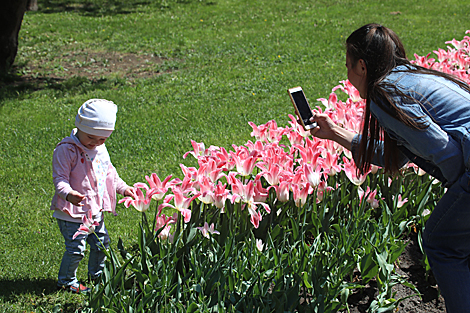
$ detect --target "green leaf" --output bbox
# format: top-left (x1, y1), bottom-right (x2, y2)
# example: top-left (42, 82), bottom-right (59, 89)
top-left (360, 252), bottom-right (378, 283)
top-left (302, 271), bottom-right (312, 289)
top-left (186, 302), bottom-right (199, 313)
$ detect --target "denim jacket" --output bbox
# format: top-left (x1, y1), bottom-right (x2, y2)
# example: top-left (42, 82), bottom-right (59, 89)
top-left (352, 65), bottom-right (470, 187)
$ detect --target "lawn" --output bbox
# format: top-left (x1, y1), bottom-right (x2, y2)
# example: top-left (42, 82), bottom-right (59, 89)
top-left (0, 0), bottom-right (469, 311)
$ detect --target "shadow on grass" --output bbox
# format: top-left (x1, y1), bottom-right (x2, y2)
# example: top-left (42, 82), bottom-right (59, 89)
top-left (33, 0), bottom-right (216, 16)
top-left (0, 72), bottom-right (129, 106)
top-left (37, 0), bottom-right (154, 16)
top-left (0, 278), bottom-right (84, 313)
top-left (0, 278), bottom-right (59, 300)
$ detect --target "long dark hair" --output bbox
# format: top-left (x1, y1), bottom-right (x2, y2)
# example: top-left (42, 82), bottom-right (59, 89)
top-left (346, 23), bottom-right (470, 174)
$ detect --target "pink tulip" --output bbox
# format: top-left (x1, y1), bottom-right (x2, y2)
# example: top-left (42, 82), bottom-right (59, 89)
top-left (211, 147), bottom-right (236, 171)
top-left (119, 185), bottom-right (156, 212)
top-left (393, 194), bottom-right (409, 208)
top-left (292, 183), bottom-right (310, 208)
top-left (231, 149), bottom-right (259, 176)
top-left (212, 181), bottom-right (230, 211)
top-left (144, 173), bottom-right (176, 201)
top-left (358, 186), bottom-right (381, 209)
top-left (273, 180), bottom-right (291, 203)
top-left (155, 212), bottom-right (178, 241)
top-left (258, 163), bottom-right (282, 186)
top-left (72, 210), bottom-right (100, 239)
top-left (256, 238), bottom-right (264, 252)
top-left (183, 140), bottom-right (213, 159)
top-left (322, 151), bottom-right (341, 176)
top-left (265, 120), bottom-right (285, 143)
top-left (196, 222), bottom-right (220, 239)
top-left (342, 156), bottom-right (369, 186)
top-left (287, 114), bottom-right (311, 138)
top-left (303, 163), bottom-right (322, 187)
top-left (248, 121), bottom-right (268, 142)
top-left (230, 175), bottom-right (270, 228)
top-left (294, 137), bottom-right (322, 166)
top-left (158, 186), bottom-right (200, 223)
top-left (253, 179), bottom-right (268, 203)
top-left (316, 181), bottom-right (334, 203)
top-left (197, 176), bottom-right (215, 204)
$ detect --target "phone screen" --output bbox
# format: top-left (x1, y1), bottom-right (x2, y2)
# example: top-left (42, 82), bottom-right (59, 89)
top-left (291, 90), bottom-right (314, 127)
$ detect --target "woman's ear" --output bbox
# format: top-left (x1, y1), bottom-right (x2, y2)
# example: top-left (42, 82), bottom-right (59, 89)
top-left (358, 59), bottom-right (367, 76)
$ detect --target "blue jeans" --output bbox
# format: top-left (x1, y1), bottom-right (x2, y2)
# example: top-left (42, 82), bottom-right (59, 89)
top-left (56, 218), bottom-right (109, 287)
top-left (423, 171), bottom-right (470, 313)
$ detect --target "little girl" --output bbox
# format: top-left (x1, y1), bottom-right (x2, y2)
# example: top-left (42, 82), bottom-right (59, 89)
top-left (51, 99), bottom-right (135, 294)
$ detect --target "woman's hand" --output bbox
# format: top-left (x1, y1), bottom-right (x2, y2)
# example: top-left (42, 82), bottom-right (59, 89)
top-left (309, 113), bottom-right (339, 141)
top-left (309, 113), bottom-right (356, 151)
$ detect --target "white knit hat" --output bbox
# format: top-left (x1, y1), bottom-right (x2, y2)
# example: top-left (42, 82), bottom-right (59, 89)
top-left (75, 99), bottom-right (117, 137)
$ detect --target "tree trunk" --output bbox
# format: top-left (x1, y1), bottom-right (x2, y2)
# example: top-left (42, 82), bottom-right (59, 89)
top-left (0, 0), bottom-right (29, 74)
top-left (27, 0), bottom-right (38, 11)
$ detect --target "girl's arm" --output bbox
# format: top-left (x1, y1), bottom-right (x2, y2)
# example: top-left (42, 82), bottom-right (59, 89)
top-left (53, 144), bottom-right (84, 206)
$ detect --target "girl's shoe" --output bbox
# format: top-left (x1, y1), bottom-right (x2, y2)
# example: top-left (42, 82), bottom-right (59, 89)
top-left (58, 283), bottom-right (91, 294)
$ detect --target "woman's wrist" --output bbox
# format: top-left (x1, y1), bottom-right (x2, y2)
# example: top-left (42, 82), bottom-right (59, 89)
top-left (331, 126), bottom-right (355, 151)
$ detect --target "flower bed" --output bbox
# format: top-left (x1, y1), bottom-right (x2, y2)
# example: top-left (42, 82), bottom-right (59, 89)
top-left (82, 30), bottom-right (470, 312)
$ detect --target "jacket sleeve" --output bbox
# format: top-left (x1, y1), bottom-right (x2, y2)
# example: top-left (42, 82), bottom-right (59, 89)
top-left (111, 165), bottom-right (130, 195)
top-left (371, 101), bottom-right (465, 185)
top-left (52, 144), bottom-right (76, 200)
top-left (351, 134), bottom-right (409, 169)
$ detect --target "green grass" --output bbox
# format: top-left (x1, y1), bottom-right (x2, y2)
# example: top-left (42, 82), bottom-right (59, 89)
top-left (0, 0), bottom-right (469, 311)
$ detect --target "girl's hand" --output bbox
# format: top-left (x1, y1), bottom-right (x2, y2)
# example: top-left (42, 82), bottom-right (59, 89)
top-left (124, 187), bottom-right (136, 199)
top-left (66, 190), bottom-right (86, 206)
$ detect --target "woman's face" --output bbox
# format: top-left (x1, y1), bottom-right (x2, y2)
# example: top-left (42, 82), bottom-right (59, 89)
top-left (346, 53), bottom-right (367, 99)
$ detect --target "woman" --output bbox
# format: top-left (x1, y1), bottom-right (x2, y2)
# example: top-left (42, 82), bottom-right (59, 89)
top-left (310, 24), bottom-right (470, 312)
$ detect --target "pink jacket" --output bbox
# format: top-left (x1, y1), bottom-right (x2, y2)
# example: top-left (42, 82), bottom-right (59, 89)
top-left (50, 133), bottom-right (129, 219)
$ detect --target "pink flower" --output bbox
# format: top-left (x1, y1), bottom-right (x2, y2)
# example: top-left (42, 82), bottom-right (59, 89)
top-left (270, 180), bottom-right (291, 203)
top-left (155, 213), bottom-right (178, 241)
top-left (258, 163), bottom-right (282, 186)
top-left (342, 156), bottom-right (369, 186)
top-left (292, 183), bottom-right (310, 208)
top-left (230, 174), bottom-right (270, 228)
top-left (253, 179), bottom-right (268, 203)
top-left (158, 186), bottom-right (200, 223)
top-left (358, 186), bottom-right (381, 209)
top-left (303, 163), bottom-right (322, 187)
top-left (333, 79), bottom-right (362, 102)
top-left (256, 238), bottom-right (264, 252)
top-left (72, 211), bottom-right (100, 239)
top-left (183, 140), bottom-right (210, 159)
top-left (393, 194), bottom-right (409, 208)
top-left (212, 181), bottom-right (230, 211)
top-left (231, 149), bottom-right (259, 176)
top-left (119, 185), bottom-right (156, 212)
top-left (197, 176), bottom-right (215, 204)
top-left (248, 121), bottom-right (268, 142)
top-left (196, 222), bottom-right (220, 239)
top-left (322, 151), bottom-right (341, 176)
top-left (316, 181), bottom-right (334, 203)
top-left (287, 114), bottom-right (311, 138)
top-left (144, 173), bottom-right (176, 201)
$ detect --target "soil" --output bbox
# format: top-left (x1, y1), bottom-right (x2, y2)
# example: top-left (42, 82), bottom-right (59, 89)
top-left (4, 51), bottom-right (447, 312)
top-left (4, 50), bottom-right (174, 89)
top-left (341, 232), bottom-right (447, 313)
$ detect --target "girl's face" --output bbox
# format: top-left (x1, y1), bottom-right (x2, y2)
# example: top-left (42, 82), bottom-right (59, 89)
top-left (76, 129), bottom-right (108, 149)
top-left (346, 53), bottom-right (367, 99)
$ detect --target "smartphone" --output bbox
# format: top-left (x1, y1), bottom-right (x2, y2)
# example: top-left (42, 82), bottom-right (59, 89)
top-left (288, 86), bottom-right (317, 130)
